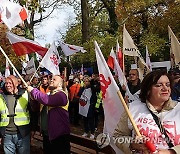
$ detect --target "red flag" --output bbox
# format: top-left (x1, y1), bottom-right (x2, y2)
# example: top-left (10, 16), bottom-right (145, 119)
top-left (6, 32), bottom-right (48, 57)
top-left (116, 40), bottom-right (124, 71)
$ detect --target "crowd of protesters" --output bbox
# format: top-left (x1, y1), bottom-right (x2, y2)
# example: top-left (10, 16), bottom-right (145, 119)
top-left (0, 67), bottom-right (179, 154)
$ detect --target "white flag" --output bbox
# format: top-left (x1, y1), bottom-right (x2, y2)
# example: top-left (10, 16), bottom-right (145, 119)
top-left (0, 0), bottom-right (28, 30)
top-left (123, 25), bottom-right (150, 80)
top-left (168, 26), bottom-right (180, 68)
top-left (13, 69), bottom-right (17, 76)
top-left (5, 58), bottom-right (10, 77)
top-left (95, 41), bottom-right (123, 154)
top-left (123, 25), bottom-right (139, 57)
top-left (81, 64), bottom-right (84, 75)
top-left (22, 54), bottom-right (29, 74)
top-left (60, 42), bottom-right (87, 56)
top-left (24, 57), bottom-right (36, 75)
top-left (146, 45), bottom-right (152, 71)
top-left (41, 42), bottom-right (60, 75)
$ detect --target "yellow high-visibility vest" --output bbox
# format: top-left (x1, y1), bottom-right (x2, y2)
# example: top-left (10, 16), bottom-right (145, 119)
top-left (0, 91), bottom-right (30, 127)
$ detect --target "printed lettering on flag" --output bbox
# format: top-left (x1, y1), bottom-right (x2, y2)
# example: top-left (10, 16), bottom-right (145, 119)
top-left (95, 41), bottom-right (124, 154)
top-left (40, 42), bottom-right (60, 75)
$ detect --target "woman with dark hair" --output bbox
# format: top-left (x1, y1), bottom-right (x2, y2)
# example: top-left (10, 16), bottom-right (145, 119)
top-left (113, 70), bottom-right (180, 154)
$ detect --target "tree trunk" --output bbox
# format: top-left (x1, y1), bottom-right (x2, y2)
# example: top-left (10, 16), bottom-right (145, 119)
top-left (81, 0), bottom-right (89, 43)
top-left (101, 0), bottom-right (119, 35)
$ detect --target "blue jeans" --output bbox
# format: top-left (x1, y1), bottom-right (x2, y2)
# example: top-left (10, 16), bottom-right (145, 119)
top-left (3, 133), bottom-right (30, 154)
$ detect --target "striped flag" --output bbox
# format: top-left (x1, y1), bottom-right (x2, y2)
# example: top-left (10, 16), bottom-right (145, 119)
top-left (116, 40), bottom-right (124, 71)
top-left (6, 32), bottom-right (48, 57)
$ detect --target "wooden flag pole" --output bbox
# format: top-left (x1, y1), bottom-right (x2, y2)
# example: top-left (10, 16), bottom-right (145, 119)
top-left (0, 46), bottom-right (28, 87)
top-left (117, 90), bottom-right (156, 153)
top-left (63, 67), bottom-right (67, 88)
top-left (117, 90), bottom-right (141, 136)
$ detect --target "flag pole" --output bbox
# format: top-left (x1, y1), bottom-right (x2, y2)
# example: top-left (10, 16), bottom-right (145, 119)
top-left (63, 67), bottom-right (67, 88)
top-left (29, 64), bottom-right (41, 83)
top-left (117, 90), bottom-right (156, 152)
top-left (0, 46), bottom-right (28, 87)
top-left (117, 90), bottom-right (141, 136)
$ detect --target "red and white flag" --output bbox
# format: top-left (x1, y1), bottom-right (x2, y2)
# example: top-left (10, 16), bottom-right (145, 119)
top-left (6, 32), bottom-right (48, 57)
top-left (0, 0), bottom-right (28, 30)
top-left (60, 42), bottom-right (87, 56)
top-left (5, 58), bottom-right (10, 77)
top-left (40, 42), bottom-right (60, 75)
top-left (108, 48), bottom-right (135, 102)
top-left (168, 26), bottom-right (180, 68)
top-left (146, 45), bottom-right (152, 71)
top-left (116, 40), bottom-right (124, 71)
top-left (107, 48), bottom-right (115, 70)
top-left (95, 41), bottom-right (123, 153)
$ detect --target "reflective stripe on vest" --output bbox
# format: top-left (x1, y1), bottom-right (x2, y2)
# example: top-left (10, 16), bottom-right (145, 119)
top-left (95, 91), bottom-right (102, 108)
top-left (0, 91), bottom-right (30, 127)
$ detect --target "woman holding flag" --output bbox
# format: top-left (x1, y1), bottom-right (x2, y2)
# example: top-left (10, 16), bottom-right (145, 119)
top-left (113, 70), bottom-right (180, 154)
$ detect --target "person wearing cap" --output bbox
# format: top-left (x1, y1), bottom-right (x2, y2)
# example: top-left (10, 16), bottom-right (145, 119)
top-left (0, 75), bottom-right (31, 154)
top-left (27, 75), bottom-right (70, 154)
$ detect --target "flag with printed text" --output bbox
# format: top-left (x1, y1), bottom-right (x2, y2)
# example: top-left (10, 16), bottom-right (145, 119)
top-left (40, 42), bottom-right (60, 75)
top-left (95, 41), bottom-right (123, 154)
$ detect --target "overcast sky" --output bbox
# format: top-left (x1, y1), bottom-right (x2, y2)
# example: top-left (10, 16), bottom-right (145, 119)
top-left (34, 5), bottom-right (76, 47)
